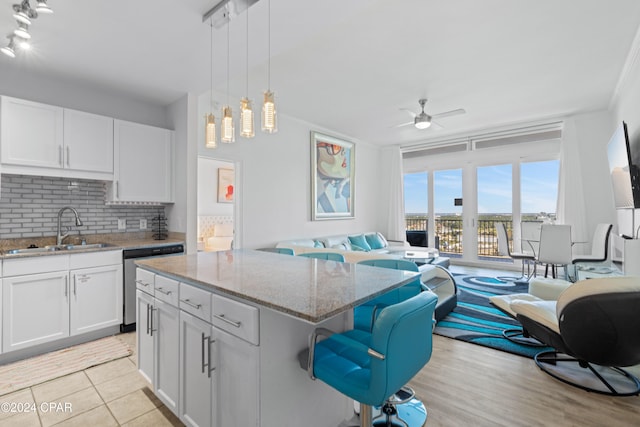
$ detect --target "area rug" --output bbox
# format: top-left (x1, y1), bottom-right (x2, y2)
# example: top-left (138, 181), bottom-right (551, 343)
top-left (434, 274), bottom-right (553, 358)
top-left (0, 336), bottom-right (132, 396)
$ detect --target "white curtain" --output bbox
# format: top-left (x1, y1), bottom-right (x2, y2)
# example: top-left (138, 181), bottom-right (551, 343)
top-left (383, 146), bottom-right (406, 241)
top-left (556, 119), bottom-right (588, 252)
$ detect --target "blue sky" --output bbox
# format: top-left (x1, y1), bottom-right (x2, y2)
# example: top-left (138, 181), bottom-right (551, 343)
top-left (404, 160), bottom-right (560, 214)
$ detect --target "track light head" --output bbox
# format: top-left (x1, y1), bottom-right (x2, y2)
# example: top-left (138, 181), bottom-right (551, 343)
top-left (1, 36), bottom-right (17, 58)
top-left (35, 0), bottom-right (52, 14)
top-left (12, 1), bottom-right (37, 25)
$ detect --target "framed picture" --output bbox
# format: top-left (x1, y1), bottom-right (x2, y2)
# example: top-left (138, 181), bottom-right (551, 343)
top-left (311, 131), bottom-right (355, 220)
top-left (217, 168), bottom-right (234, 203)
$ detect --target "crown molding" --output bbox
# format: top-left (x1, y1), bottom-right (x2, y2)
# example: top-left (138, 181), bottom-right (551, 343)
top-left (609, 24), bottom-right (640, 110)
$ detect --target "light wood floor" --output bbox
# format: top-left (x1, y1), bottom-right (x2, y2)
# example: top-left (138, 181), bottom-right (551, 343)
top-left (409, 264), bottom-right (640, 427)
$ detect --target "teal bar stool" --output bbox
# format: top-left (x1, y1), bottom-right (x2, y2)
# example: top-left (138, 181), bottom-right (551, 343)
top-left (298, 252), bottom-right (346, 262)
top-left (354, 259), bottom-right (424, 332)
top-left (307, 291), bottom-right (438, 427)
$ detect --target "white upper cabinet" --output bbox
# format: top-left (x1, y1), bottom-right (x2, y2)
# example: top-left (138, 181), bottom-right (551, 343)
top-left (109, 120), bottom-right (174, 204)
top-left (63, 109), bottom-right (114, 175)
top-left (1, 96), bottom-right (64, 169)
top-left (0, 96), bottom-right (114, 180)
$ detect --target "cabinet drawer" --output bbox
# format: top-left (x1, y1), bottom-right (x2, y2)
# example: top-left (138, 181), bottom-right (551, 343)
top-left (154, 275), bottom-right (179, 306)
top-left (179, 283), bottom-right (211, 321)
top-left (212, 294), bottom-right (259, 345)
top-left (3, 254), bottom-right (70, 277)
top-left (136, 268), bottom-right (155, 293)
top-left (69, 250), bottom-right (122, 269)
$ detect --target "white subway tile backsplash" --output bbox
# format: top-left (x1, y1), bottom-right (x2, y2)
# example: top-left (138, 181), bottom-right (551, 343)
top-left (0, 174), bottom-right (165, 239)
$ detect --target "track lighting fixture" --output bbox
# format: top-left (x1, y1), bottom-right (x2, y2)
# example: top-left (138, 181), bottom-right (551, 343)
top-left (1, 36), bottom-right (17, 58)
top-left (35, 0), bottom-right (53, 14)
top-left (12, 1), bottom-right (37, 25)
top-left (14, 22), bottom-right (31, 40)
top-left (4, 0), bottom-right (53, 59)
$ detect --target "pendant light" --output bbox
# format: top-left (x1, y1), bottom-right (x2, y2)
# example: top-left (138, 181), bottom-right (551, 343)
top-left (205, 19), bottom-right (217, 149)
top-left (261, 0), bottom-right (277, 133)
top-left (240, 5), bottom-right (254, 138)
top-left (1, 36), bottom-right (17, 58)
top-left (35, 0), bottom-right (53, 14)
top-left (221, 14), bottom-right (235, 143)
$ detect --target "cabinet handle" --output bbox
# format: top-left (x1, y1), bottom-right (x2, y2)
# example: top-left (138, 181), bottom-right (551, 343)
top-left (213, 313), bottom-right (242, 328)
top-left (181, 299), bottom-right (202, 309)
top-left (146, 303), bottom-right (151, 335)
top-left (156, 287), bottom-right (172, 296)
top-left (116, 181), bottom-right (119, 199)
top-left (66, 146), bottom-right (70, 167)
top-left (149, 306), bottom-right (157, 336)
top-left (201, 333), bottom-right (216, 378)
top-left (58, 145), bottom-right (63, 166)
top-left (135, 279), bottom-right (150, 287)
top-left (64, 276), bottom-right (68, 298)
top-left (73, 275), bottom-right (77, 296)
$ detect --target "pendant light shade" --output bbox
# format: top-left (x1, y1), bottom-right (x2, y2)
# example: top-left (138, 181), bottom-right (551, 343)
top-left (14, 22), bottom-right (30, 39)
top-left (205, 113), bottom-right (217, 148)
top-left (1, 37), bottom-right (16, 58)
top-left (35, 0), bottom-right (53, 14)
top-left (240, 98), bottom-right (255, 138)
top-left (221, 106), bottom-right (235, 143)
top-left (262, 90), bottom-right (277, 133)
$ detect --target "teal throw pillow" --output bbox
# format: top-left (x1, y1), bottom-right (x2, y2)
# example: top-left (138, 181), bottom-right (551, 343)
top-left (348, 234), bottom-right (371, 252)
top-left (365, 233), bottom-right (385, 250)
top-left (313, 240), bottom-right (324, 248)
top-left (351, 244), bottom-right (366, 251)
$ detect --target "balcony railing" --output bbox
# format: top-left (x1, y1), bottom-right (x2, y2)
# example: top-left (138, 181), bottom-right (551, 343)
top-left (405, 216), bottom-right (515, 259)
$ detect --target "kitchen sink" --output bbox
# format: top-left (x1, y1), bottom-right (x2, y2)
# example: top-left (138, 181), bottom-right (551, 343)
top-left (5, 243), bottom-right (115, 255)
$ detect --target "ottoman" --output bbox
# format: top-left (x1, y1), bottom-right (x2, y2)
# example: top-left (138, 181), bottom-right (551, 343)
top-left (528, 277), bottom-right (572, 300)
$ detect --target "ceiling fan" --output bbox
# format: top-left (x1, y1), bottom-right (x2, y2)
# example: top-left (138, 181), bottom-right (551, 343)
top-left (394, 99), bottom-right (466, 130)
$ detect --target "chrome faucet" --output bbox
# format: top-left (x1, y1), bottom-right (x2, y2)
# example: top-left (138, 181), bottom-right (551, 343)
top-left (56, 206), bottom-right (83, 246)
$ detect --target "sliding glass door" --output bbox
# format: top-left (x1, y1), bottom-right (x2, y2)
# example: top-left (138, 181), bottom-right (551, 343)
top-left (477, 164), bottom-right (512, 260)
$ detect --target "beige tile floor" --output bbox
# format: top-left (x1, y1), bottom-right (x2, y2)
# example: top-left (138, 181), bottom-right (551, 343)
top-left (0, 332), bottom-right (183, 427)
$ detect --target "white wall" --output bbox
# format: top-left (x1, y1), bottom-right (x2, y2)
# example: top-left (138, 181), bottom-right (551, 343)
top-left (0, 63), bottom-right (168, 128)
top-left (196, 96), bottom-right (385, 249)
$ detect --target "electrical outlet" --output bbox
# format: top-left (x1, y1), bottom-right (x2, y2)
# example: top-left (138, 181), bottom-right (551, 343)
top-left (140, 219), bottom-right (147, 229)
top-left (118, 219), bottom-right (126, 230)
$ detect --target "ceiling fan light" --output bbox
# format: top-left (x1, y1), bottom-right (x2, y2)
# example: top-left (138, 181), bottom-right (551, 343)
top-left (414, 118), bottom-right (431, 130)
top-left (35, 0), bottom-right (53, 14)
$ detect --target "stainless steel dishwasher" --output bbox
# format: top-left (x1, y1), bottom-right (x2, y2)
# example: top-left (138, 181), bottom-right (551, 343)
top-left (121, 243), bottom-right (184, 332)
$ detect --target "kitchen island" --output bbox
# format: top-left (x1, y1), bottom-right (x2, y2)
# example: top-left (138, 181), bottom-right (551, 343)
top-left (136, 249), bottom-right (420, 427)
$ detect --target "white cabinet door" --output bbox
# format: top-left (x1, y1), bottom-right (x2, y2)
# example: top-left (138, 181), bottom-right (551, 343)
top-left (69, 264), bottom-right (123, 336)
top-left (215, 328), bottom-right (259, 427)
top-left (154, 299), bottom-right (180, 414)
top-left (112, 120), bottom-right (173, 203)
top-left (2, 271), bottom-right (69, 352)
top-left (137, 289), bottom-right (155, 384)
top-left (63, 109), bottom-right (114, 174)
top-left (179, 311), bottom-right (215, 427)
top-left (0, 96), bottom-right (63, 168)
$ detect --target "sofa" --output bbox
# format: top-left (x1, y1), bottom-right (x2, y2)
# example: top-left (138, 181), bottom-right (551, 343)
top-left (275, 232), bottom-right (456, 320)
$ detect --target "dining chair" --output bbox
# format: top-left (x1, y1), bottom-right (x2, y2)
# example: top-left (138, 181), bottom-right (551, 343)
top-left (572, 223), bottom-right (613, 265)
top-left (521, 221), bottom-right (543, 257)
top-left (495, 222), bottom-right (536, 280)
top-left (537, 224), bottom-right (573, 279)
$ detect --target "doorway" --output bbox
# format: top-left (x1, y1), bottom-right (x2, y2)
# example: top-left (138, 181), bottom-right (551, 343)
top-left (197, 156), bottom-right (236, 252)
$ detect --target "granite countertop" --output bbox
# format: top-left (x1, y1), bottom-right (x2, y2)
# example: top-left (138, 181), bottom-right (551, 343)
top-left (136, 249), bottom-right (420, 323)
top-left (0, 234), bottom-right (184, 259)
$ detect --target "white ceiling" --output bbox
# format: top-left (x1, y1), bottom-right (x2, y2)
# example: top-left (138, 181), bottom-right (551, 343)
top-left (1, 0), bottom-right (640, 146)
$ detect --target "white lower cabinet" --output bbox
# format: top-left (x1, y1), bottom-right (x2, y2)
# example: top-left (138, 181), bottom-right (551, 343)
top-left (137, 268), bottom-right (259, 427)
top-left (136, 273), bottom-right (180, 415)
top-left (2, 250), bottom-right (123, 355)
top-left (70, 264), bottom-right (123, 335)
top-left (2, 271), bottom-right (69, 352)
top-left (179, 311), bottom-right (215, 427)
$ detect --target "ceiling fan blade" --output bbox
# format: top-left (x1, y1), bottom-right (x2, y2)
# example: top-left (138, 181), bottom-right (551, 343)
top-left (391, 121), bottom-right (413, 128)
top-left (399, 108), bottom-right (417, 118)
top-left (430, 120), bottom-right (444, 130)
top-left (431, 108), bottom-right (466, 120)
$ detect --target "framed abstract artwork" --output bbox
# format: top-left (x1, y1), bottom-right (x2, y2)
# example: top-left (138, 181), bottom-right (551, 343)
top-left (311, 131), bottom-right (355, 220)
top-left (217, 168), bottom-right (234, 203)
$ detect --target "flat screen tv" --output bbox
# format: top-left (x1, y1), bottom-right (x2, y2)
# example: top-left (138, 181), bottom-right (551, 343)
top-left (606, 121), bottom-right (640, 209)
